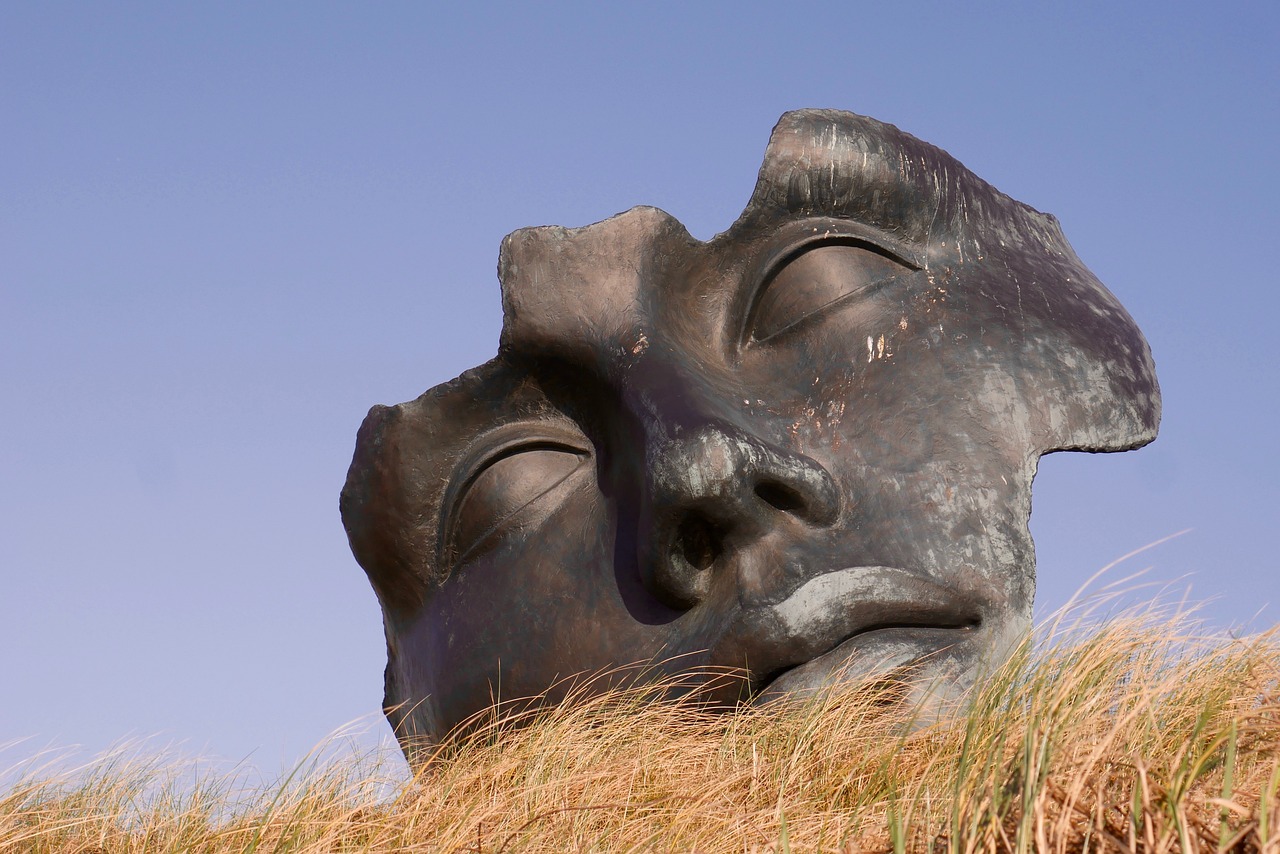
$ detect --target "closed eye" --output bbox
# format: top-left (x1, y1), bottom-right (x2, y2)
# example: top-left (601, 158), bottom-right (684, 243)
top-left (446, 442), bottom-right (587, 565)
top-left (748, 240), bottom-right (916, 343)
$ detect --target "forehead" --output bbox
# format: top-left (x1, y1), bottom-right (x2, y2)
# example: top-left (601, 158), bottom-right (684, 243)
top-left (733, 109), bottom-right (1063, 250)
top-left (497, 109), bottom-right (1072, 362)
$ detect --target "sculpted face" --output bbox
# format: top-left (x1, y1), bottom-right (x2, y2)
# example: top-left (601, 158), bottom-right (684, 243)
top-left (341, 110), bottom-right (1160, 762)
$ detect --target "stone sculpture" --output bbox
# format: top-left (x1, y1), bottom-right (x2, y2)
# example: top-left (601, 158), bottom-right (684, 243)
top-left (341, 109), bottom-right (1160, 763)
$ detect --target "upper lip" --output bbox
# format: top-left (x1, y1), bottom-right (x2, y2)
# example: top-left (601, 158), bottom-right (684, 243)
top-left (707, 565), bottom-right (983, 694)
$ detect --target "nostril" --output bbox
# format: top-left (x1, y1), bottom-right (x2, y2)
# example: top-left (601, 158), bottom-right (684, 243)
top-left (754, 481), bottom-right (808, 515)
top-left (675, 512), bottom-right (725, 572)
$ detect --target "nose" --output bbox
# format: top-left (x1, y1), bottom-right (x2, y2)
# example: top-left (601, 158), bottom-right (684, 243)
top-left (639, 423), bottom-right (839, 609)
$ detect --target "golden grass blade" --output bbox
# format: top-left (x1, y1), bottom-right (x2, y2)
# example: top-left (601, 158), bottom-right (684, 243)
top-left (2, 608), bottom-right (1276, 852)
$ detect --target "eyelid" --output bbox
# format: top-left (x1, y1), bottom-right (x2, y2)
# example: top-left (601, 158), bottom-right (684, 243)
top-left (453, 438), bottom-right (586, 499)
top-left (437, 421), bottom-right (591, 566)
top-left (739, 221), bottom-right (921, 346)
top-left (448, 445), bottom-right (587, 565)
top-left (445, 421), bottom-right (591, 494)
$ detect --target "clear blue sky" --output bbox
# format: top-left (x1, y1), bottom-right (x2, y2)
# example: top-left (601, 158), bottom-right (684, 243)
top-left (3, 3), bottom-right (1277, 775)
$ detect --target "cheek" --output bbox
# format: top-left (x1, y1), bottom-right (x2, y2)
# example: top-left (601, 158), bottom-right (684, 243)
top-left (746, 332), bottom-right (946, 473)
top-left (415, 492), bottom-right (668, 711)
top-left (734, 292), bottom-right (937, 446)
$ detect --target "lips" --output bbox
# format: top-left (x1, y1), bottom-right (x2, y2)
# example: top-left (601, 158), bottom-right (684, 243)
top-left (752, 625), bottom-right (977, 702)
top-left (706, 565), bottom-right (983, 700)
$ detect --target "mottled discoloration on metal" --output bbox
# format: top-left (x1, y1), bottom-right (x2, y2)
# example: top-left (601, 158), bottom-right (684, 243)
top-left (341, 110), bottom-right (1159, 766)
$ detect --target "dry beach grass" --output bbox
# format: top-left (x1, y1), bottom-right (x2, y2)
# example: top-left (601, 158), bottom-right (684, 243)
top-left (4, 607), bottom-right (1278, 853)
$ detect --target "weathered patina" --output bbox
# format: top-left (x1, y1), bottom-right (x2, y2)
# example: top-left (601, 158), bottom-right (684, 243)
top-left (341, 110), bottom-right (1160, 764)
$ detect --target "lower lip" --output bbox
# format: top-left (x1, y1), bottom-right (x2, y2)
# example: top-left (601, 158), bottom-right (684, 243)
top-left (752, 625), bottom-right (975, 703)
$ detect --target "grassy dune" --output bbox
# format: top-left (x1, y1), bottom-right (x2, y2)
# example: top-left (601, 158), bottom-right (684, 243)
top-left (3, 610), bottom-right (1277, 853)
